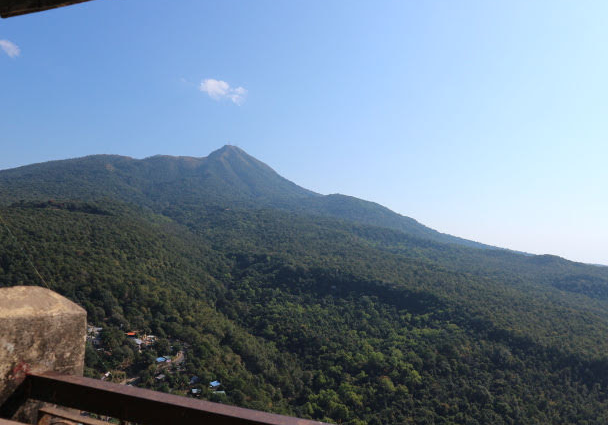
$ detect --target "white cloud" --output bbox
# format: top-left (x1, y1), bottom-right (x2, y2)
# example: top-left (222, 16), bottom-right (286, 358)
top-left (0, 40), bottom-right (20, 58)
top-left (199, 78), bottom-right (247, 105)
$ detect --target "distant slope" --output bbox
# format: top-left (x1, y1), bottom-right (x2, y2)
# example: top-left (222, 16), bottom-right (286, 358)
top-left (298, 193), bottom-right (490, 248)
top-left (0, 145), bottom-right (489, 248)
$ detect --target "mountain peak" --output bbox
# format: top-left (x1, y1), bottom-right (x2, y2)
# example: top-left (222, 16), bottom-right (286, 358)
top-left (201, 145), bottom-right (317, 201)
top-left (218, 144), bottom-right (244, 153)
top-left (207, 145), bottom-right (268, 172)
top-left (209, 144), bottom-right (247, 158)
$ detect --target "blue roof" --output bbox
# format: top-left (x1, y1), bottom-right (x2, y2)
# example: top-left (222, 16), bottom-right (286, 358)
top-left (209, 380), bottom-right (221, 387)
top-left (156, 357), bottom-right (166, 362)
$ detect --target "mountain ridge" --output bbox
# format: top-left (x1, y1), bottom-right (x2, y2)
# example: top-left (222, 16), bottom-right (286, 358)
top-left (0, 145), bottom-right (492, 249)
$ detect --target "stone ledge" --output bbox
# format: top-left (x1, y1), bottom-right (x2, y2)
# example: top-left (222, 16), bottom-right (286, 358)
top-left (0, 286), bottom-right (87, 423)
top-left (0, 286), bottom-right (85, 319)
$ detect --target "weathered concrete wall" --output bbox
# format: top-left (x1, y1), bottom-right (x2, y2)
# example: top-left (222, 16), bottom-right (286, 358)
top-left (0, 286), bottom-right (86, 421)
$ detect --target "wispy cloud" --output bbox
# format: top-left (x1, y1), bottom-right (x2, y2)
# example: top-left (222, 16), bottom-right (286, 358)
top-left (199, 78), bottom-right (247, 105)
top-left (0, 40), bottom-right (20, 58)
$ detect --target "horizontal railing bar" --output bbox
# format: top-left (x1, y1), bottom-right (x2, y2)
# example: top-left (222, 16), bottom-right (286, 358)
top-left (0, 419), bottom-right (25, 425)
top-left (26, 372), bottom-right (329, 425)
top-left (38, 406), bottom-right (111, 425)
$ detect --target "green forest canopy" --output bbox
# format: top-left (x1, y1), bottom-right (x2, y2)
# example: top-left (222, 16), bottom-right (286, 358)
top-left (2, 148), bottom-right (608, 424)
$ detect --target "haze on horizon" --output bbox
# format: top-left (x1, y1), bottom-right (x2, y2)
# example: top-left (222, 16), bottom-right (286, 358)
top-left (1, 1), bottom-right (607, 265)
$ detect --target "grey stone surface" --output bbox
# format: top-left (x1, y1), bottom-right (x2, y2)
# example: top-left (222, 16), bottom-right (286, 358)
top-left (0, 286), bottom-right (86, 421)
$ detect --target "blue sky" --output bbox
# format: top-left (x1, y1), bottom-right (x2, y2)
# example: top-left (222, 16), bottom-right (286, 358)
top-left (1, 0), bottom-right (607, 264)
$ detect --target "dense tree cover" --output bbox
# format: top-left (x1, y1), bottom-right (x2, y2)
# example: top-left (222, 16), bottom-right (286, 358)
top-left (166, 206), bottom-right (608, 356)
top-left (2, 201), bottom-right (608, 424)
top-left (2, 148), bottom-right (608, 424)
top-left (0, 202), bottom-right (305, 414)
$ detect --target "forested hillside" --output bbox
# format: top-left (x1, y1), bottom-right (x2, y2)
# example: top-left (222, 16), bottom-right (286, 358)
top-left (0, 146), bottom-right (488, 248)
top-left (2, 147), bottom-right (608, 424)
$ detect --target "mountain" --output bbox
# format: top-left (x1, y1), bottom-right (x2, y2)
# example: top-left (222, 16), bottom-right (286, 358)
top-left (3, 146), bottom-right (608, 424)
top-left (0, 145), bottom-right (489, 248)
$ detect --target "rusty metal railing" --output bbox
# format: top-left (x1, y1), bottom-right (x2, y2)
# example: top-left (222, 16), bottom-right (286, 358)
top-left (0, 418), bottom-right (24, 425)
top-left (37, 406), bottom-right (112, 425)
top-left (2, 372), bottom-right (329, 425)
